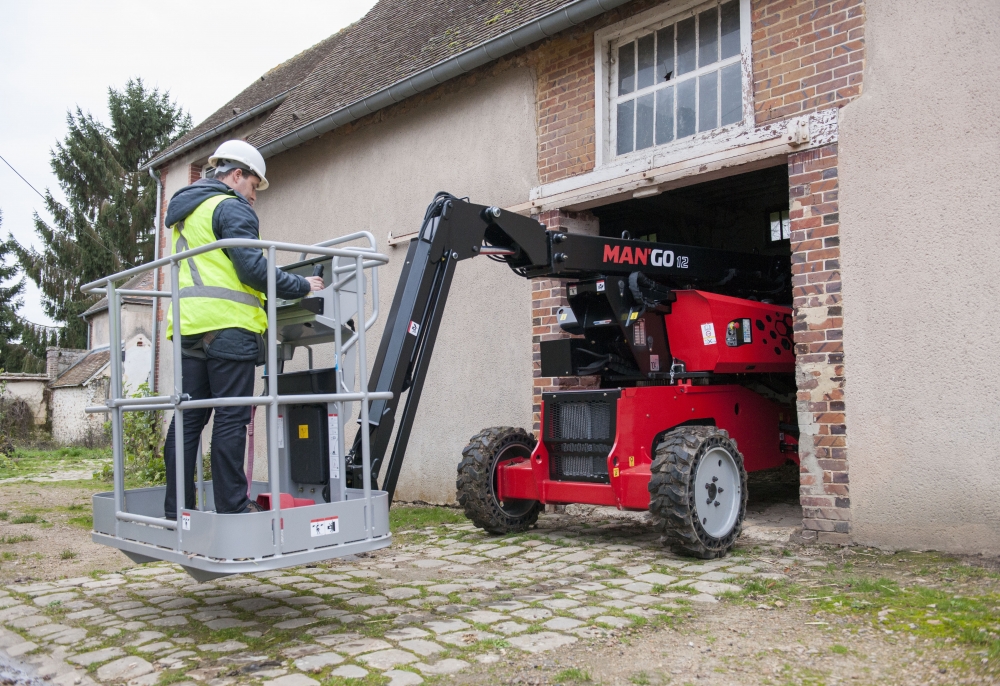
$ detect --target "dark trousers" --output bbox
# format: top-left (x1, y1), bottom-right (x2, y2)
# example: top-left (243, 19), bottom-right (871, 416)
top-left (163, 355), bottom-right (255, 518)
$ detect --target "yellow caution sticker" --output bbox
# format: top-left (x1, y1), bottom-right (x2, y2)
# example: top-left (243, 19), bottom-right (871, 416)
top-left (628, 455), bottom-right (635, 467)
top-left (612, 467), bottom-right (619, 478)
top-left (298, 425), bottom-right (309, 439)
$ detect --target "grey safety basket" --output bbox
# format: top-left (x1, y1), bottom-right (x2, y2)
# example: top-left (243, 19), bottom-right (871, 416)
top-left (82, 233), bottom-right (392, 580)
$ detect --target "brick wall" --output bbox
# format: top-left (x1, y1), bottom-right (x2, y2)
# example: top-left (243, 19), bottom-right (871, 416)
top-left (788, 142), bottom-right (848, 543)
top-left (752, 0), bottom-right (865, 125)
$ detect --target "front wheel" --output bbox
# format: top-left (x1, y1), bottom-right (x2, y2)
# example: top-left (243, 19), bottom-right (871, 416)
top-left (457, 426), bottom-right (541, 534)
top-left (648, 426), bottom-right (748, 559)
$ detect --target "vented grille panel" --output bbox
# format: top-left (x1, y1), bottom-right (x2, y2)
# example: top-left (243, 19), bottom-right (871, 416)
top-left (544, 392), bottom-right (619, 484)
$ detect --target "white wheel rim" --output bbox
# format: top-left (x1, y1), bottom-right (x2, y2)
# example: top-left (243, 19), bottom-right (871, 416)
top-left (693, 445), bottom-right (741, 538)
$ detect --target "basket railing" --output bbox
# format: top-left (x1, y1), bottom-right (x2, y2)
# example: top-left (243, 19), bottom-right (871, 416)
top-left (81, 232), bottom-right (391, 560)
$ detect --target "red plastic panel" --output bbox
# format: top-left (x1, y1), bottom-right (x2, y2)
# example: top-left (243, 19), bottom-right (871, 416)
top-left (256, 493), bottom-right (316, 510)
top-left (664, 290), bottom-right (794, 373)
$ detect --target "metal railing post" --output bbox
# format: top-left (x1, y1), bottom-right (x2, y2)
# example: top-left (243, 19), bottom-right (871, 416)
top-left (108, 282), bottom-right (125, 537)
top-left (171, 260), bottom-right (185, 549)
top-left (354, 254), bottom-right (373, 540)
top-left (266, 246), bottom-right (282, 555)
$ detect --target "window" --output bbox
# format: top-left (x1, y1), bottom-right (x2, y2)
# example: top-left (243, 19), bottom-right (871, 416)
top-left (769, 210), bottom-right (790, 241)
top-left (610, 0), bottom-right (744, 158)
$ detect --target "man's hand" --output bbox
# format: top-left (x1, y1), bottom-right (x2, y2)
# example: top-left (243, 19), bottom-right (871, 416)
top-left (305, 276), bottom-right (325, 292)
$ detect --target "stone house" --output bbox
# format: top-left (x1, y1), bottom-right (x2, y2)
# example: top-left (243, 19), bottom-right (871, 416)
top-left (145, 0), bottom-right (999, 553)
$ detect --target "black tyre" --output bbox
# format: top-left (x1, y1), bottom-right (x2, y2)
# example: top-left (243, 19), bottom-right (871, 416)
top-left (457, 426), bottom-right (542, 534)
top-left (648, 426), bottom-right (748, 559)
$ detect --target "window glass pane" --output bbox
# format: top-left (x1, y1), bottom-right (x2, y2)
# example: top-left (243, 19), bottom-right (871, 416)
top-left (720, 62), bottom-right (742, 125)
top-left (698, 72), bottom-right (718, 132)
top-left (698, 7), bottom-right (719, 68)
top-left (618, 42), bottom-right (635, 95)
top-left (636, 94), bottom-right (655, 150)
top-left (655, 86), bottom-right (675, 145)
top-left (720, 0), bottom-right (741, 59)
top-left (637, 33), bottom-right (655, 90)
top-left (677, 79), bottom-right (696, 138)
top-left (676, 16), bottom-right (696, 75)
top-left (617, 99), bottom-right (635, 155)
top-left (656, 25), bottom-right (674, 83)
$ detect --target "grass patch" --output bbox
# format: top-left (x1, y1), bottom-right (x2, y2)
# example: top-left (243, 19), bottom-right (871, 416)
top-left (628, 672), bottom-right (651, 685)
top-left (0, 511), bottom-right (7, 520)
top-left (11, 513), bottom-right (41, 524)
top-left (389, 505), bottom-right (467, 531)
top-left (0, 534), bottom-right (34, 544)
top-left (60, 549), bottom-right (78, 560)
top-left (1, 551), bottom-right (15, 561)
top-left (0, 446), bottom-right (110, 481)
top-left (830, 644), bottom-right (849, 654)
top-left (554, 667), bottom-right (591, 682)
top-left (68, 515), bottom-right (94, 529)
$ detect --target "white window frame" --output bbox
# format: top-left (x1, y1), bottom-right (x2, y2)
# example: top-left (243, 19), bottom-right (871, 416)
top-left (594, 0), bottom-right (753, 169)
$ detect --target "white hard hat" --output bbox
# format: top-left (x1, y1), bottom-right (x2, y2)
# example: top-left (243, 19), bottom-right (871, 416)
top-left (208, 140), bottom-right (269, 190)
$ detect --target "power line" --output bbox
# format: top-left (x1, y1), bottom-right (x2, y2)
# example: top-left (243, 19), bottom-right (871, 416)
top-left (0, 151), bottom-right (131, 268)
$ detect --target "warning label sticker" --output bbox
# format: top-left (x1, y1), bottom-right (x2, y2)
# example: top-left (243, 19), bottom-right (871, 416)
top-left (277, 416), bottom-right (284, 449)
top-left (634, 319), bottom-right (646, 347)
top-left (181, 512), bottom-right (191, 531)
top-left (701, 322), bottom-right (717, 346)
top-left (298, 424), bottom-right (309, 439)
top-left (310, 516), bottom-right (339, 537)
top-left (328, 414), bottom-right (340, 480)
top-left (650, 354), bottom-right (660, 371)
top-left (408, 321), bottom-right (420, 336)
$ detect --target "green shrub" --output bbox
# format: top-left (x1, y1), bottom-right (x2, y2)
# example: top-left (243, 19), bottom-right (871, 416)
top-left (97, 382), bottom-right (165, 485)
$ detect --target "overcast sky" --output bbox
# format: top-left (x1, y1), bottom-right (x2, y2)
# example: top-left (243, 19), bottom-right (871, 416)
top-left (0, 0), bottom-right (378, 327)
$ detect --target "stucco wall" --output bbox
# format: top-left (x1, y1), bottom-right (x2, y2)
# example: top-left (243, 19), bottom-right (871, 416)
top-left (255, 67), bottom-right (538, 503)
top-left (0, 376), bottom-right (47, 425)
top-left (89, 303), bottom-right (151, 350)
top-left (838, 0), bottom-right (1000, 552)
top-left (51, 382), bottom-right (108, 444)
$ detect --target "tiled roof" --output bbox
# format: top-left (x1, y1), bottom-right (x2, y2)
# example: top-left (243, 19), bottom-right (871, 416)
top-left (51, 348), bottom-right (111, 388)
top-left (248, 0), bottom-right (576, 149)
top-left (153, 30), bottom-right (350, 163)
top-left (82, 271), bottom-right (156, 318)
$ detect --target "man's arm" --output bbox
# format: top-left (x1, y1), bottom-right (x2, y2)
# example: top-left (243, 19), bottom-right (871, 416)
top-left (213, 199), bottom-right (311, 299)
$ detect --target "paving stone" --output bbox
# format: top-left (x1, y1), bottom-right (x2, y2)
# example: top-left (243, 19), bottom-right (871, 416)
top-left (121, 620), bottom-right (148, 630)
top-left (336, 637), bottom-right (393, 655)
top-left (312, 587), bottom-right (350, 596)
top-left (150, 615), bottom-right (189, 627)
top-left (192, 609), bottom-right (234, 620)
top-left (275, 617), bottom-right (318, 630)
top-left (33, 592), bottom-right (79, 607)
top-left (197, 640), bottom-right (246, 652)
top-left (233, 597), bottom-right (278, 612)
top-left (434, 603), bottom-right (473, 615)
top-left (542, 617), bottom-right (585, 631)
top-left (135, 641), bottom-right (173, 653)
top-left (423, 619), bottom-right (470, 634)
top-left (697, 571), bottom-right (735, 582)
top-left (689, 580), bottom-right (741, 595)
top-left (397, 639), bottom-right (444, 656)
top-left (602, 589), bottom-right (635, 600)
top-left (595, 615), bottom-right (632, 628)
top-left (313, 609), bottom-right (348, 619)
top-left (569, 606), bottom-right (606, 619)
top-left (511, 608), bottom-right (552, 621)
top-left (488, 601), bottom-right (526, 611)
top-left (346, 595), bottom-right (387, 607)
top-left (358, 648), bottom-right (418, 670)
top-left (634, 572), bottom-right (678, 585)
top-left (688, 593), bottom-right (718, 604)
top-left (441, 554), bottom-right (486, 565)
top-left (68, 649), bottom-right (125, 668)
top-left (725, 565), bottom-right (756, 573)
top-left (541, 598), bottom-right (580, 610)
top-left (118, 607), bottom-right (159, 619)
top-left (383, 587), bottom-right (421, 600)
top-left (201, 594), bottom-right (240, 605)
top-left (261, 675), bottom-right (320, 686)
top-left (414, 658), bottom-right (470, 675)
top-left (204, 618), bottom-right (257, 630)
top-left (482, 546), bottom-right (525, 559)
top-left (622, 582), bottom-right (654, 593)
top-left (284, 596), bottom-right (323, 606)
top-left (126, 632), bottom-right (166, 646)
top-left (600, 600), bottom-right (636, 609)
top-left (28, 623), bottom-right (71, 637)
top-left (438, 630), bottom-right (498, 646)
top-left (96, 656), bottom-right (154, 682)
top-left (334, 613), bottom-right (366, 623)
top-left (258, 606), bottom-right (301, 617)
top-left (11, 616), bottom-right (49, 629)
top-left (507, 631), bottom-right (578, 653)
top-left (461, 610), bottom-right (506, 625)
top-left (384, 627), bottom-right (430, 640)
top-left (109, 601), bottom-right (144, 611)
top-left (5, 641), bottom-right (38, 657)
top-left (294, 651), bottom-right (344, 672)
top-left (385, 669), bottom-right (423, 686)
top-left (330, 665), bottom-right (368, 678)
top-left (411, 559), bottom-right (448, 569)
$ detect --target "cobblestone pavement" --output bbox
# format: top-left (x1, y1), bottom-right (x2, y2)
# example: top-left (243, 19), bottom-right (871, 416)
top-left (0, 508), bottom-right (995, 686)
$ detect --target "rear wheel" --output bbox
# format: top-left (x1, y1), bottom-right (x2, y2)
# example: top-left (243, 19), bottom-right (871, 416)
top-left (457, 426), bottom-right (541, 534)
top-left (648, 426), bottom-right (748, 559)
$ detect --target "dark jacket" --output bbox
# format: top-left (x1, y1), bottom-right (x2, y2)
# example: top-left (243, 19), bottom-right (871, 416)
top-left (164, 178), bottom-right (310, 361)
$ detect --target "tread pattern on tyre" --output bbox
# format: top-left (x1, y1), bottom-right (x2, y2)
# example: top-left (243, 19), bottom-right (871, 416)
top-left (456, 426), bottom-right (541, 535)
top-left (647, 425), bottom-right (748, 559)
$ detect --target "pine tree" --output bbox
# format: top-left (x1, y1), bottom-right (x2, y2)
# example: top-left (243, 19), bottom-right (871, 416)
top-left (13, 79), bottom-right (191, 348)
top-left (0, 211), bottom-right (51, 374)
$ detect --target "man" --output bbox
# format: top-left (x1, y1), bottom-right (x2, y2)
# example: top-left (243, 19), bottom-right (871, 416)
top-left (162, 140), bottom-right (323, 518)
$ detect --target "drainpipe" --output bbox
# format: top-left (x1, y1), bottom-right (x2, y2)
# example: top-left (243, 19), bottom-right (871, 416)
top-left (148, 166), bottom-right (162, 392)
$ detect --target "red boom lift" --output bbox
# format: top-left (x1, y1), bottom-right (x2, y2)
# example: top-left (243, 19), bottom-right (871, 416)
top-left (345, 193), bottom-right (798, 558)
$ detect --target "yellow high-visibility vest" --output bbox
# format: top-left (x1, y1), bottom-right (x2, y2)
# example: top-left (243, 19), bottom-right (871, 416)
top-left (165, 194), bottom-right (267, 338)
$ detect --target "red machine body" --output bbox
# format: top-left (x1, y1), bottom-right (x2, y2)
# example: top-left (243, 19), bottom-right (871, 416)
top-left (496, 292), bottom-right (798, 511)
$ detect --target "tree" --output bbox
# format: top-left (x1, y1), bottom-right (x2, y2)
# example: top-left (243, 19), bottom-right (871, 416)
top-left (0, 210), bottom-right (52, 374)
top-left (13, 79), bottom-right (191, 348)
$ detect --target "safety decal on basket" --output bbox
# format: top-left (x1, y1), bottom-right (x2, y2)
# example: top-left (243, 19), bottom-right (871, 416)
top-left (701, 322), bottom-right (717, 346)
top-left (408, 321), bottom-right (420, 336)
top-left (181, 512), bottom-right (191, 531)
top-left (277, 416), bottom-right (284, 449)
top-left (310, 516), bottom-right (339, 537)
top-left (328, 414), bottom-right (340, 480)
